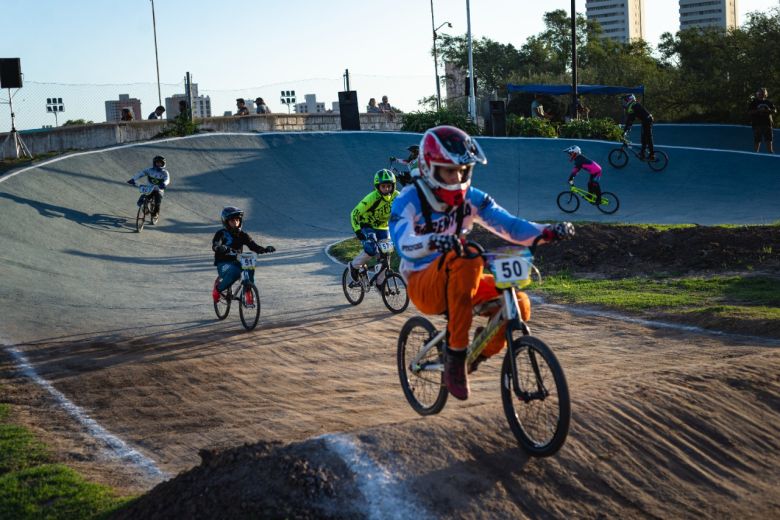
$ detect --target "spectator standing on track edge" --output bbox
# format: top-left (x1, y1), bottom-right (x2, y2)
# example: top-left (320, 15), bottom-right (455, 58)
top-left (749, 88), bottom-right (776, 153)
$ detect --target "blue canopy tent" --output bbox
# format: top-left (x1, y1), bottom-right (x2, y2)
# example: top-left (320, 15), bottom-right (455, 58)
top-left (507, 84), bottom-right (644, 96)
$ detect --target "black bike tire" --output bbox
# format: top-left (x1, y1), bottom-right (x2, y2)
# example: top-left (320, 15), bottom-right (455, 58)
top-left (213, 280), bottom-right (231, 320)
top-left (501, 335), bottom-right (570, 457)
top-left (647, 150), bottom-right (669, 172)
top-left (608, 148), bottom-right (629, 169)
top-left (556, 191), bottom-right (580, 213)
top-left (342, 267), bottom-right (365, 305)
top-left (397, 316), bottom-right (448, 415)
top-left (381, 272), bottom-right (409, 314)
top-left (135, 202), bottom-right (146, 232)
top-left (596, 191), bottom-right (620, 215)
top-left (239, 283), bottom-right (261, 331)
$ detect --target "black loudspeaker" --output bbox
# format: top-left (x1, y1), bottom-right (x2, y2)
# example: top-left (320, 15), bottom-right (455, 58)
top-left (0, 58), bottom-right (23, 89)
top-left (338, 90), bottom-right (360, 131)
top-left (489, 100), bottom-right (506, 137)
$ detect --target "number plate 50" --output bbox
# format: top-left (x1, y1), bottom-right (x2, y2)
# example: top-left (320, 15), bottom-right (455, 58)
top-left (493, 255), bottom-right (530, 284)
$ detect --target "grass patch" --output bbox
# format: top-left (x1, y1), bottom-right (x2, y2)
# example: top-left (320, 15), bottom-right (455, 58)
top-left (535, 274), bottom-right (780, 322)
top-left (0, 402), bottom-right (132, 519)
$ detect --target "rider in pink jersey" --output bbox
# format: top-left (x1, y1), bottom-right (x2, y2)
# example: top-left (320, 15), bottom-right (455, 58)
top-left (565, 145), bottom-right (602, 205)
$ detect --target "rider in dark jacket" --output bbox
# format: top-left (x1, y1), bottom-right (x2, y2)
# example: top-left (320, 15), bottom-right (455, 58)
top-left (622, 94), bottom-right (655, 161)
top-left (211, 206), bottom-right (275, 301)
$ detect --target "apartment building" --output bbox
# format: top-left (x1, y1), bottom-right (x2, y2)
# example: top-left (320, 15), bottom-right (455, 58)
top-left (679, 0), bottom-right (738, 31)
top-left (585, 0), bottom-right (646, 42)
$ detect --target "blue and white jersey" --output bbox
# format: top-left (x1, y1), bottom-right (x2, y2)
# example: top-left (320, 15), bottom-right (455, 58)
top-left (389, 185), bottom-right (546, 279)
top-left (130, 166), bottom-right (170, 191)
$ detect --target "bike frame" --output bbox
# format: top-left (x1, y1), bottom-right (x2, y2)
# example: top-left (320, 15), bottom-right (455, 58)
top-left (568, 184), bottom-right (598, 204)
top-left (357, 238), bottom-right (394, 291)
top-left (407, 250), bottom-right (534, 400)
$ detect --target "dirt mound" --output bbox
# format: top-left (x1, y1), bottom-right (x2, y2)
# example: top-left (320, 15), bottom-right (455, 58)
top-left (113, 440), bottom-right (361, 520)
top-left (474, 223), bottom-right (780, 278)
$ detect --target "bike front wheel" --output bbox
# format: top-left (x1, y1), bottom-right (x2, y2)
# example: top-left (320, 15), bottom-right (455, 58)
top-left (596, 191), bottom-right (620, 215)
top-left (647, 150), bottom-right (669, 172)
top-left (556, 191), bottom-right (580, 213)
top-left (135, 203), bottom-right (147, 232)
top-left (501, 335), bottom-right (570, 457)
top-left (239, 283), bottom-right (261, 331)
top-left (608, 148), bottom-right (629, 169)
top-left (213, 279), bottom-right (231, 320)
top-left (397, 316), bottom-right (448, 415)
top-left (381, 272), bottom-right (409, 314)
top-left (342, 267), bottom-right (365, 305)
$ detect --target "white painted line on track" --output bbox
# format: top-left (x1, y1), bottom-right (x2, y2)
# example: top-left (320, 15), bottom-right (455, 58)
top-left (3, 342), bottom-right (169, 482)
top-left (321, 433), bottom-right (432, 520)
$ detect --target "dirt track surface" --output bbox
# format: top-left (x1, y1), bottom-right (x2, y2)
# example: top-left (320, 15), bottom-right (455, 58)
top-left (2, 134), bottom-right (780, 518)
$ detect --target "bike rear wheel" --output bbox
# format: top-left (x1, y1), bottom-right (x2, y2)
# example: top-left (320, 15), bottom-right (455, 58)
top-left (501, 335), bottom-right (570, 457)
top-left (213, 279), bottom-right (231, 320)
top-left (397, 316), bottom-right (448, 415)
top-left (381, 272), bottom-right (409, 314)
top-left (647, 150), bottom-right (669, 172)
top-left (135, 201), bottom-right (147, 232)
top-left (556, 191), bottom-right (580, 213)
top-left (239, 283), bottom-right (261, 331)
top-left (608, 148), bottom-right (629, 169)
top-left (342, 267), bottom-right (365, 305)
top-left (596, 191), bottom-right (620, 214)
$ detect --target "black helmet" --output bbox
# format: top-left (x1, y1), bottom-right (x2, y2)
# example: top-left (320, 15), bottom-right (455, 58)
top-left (220, 206), bottom-right (244, 229)
top-left (153, 155), bottom-right (166, 168)
top-left (407, 145), bottom-right (419, 153)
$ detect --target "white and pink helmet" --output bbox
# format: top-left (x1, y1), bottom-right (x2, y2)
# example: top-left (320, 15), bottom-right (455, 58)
top-left (418, 125), bottom-right (487, 207)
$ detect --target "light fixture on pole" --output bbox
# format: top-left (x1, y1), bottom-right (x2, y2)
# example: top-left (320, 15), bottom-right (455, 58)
top-left (46, 97), bottom-right (64, 127)
top-left (150, 0), bottom-right (162, 107)
top-left (280, 90), bottom-right (296, 114)
top-left (430, 0), bottom-right (451, 111)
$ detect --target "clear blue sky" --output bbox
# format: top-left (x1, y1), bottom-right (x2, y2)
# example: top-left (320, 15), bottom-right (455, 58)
top-left (3, 0), bottom-right (777, 120)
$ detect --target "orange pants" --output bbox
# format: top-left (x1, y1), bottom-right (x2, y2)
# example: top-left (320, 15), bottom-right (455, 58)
top-left (407, 251), bottom-right (530, 357)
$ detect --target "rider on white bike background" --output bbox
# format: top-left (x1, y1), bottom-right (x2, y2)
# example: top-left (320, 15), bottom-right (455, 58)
top-left (389, 125), bottom-right (574, 401)
top-left (126, 155), bottom-right (170, 221)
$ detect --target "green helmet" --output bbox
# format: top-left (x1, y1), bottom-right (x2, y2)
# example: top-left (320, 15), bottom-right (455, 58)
top-left (373, 168), bottom-right (396, 201)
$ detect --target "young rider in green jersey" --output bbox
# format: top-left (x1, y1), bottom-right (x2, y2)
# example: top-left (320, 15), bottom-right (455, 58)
top-left (348, 169), bottom-right (399, 281)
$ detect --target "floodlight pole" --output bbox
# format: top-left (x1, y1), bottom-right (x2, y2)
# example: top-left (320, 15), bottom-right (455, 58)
top-left (571, 0), bottom-right (578, 120)
top-left (466, 0), bottom-right (476, 122)
top-left (150, 0), bottom-right (162, 107)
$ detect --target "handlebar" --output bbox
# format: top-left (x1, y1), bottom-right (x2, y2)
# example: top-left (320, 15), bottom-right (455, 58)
top-left (462, 235), bottom-right (544, 260)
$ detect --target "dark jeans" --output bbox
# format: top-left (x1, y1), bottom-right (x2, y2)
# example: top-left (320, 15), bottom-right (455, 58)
top-left (640, 122), bottom-right (654, 155)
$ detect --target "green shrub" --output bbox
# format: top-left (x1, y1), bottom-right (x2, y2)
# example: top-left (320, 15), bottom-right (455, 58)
top-left (155, 114), bottom-right (199, 138)
top-left (401, 109), bottom-right (481, 135)
top-left (506, 115), bottom-right (557, 137)
top-left (558, 118), bottom-right (623, 141)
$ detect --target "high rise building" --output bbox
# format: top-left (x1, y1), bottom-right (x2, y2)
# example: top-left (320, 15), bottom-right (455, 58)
top-left (105, 93), bottom-right (142, 122)
top-left (585, 0), bottom-right (646, 43)
top-left (679, 0), bottom-right (738, 31)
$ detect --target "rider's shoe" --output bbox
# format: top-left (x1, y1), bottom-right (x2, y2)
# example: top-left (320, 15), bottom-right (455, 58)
top-left (444, 347), bottom-right (469, 400)
top-left (595, 196), bottom-right (603, 206)
top-left (151, 212), bottom-right (159, 224)
top-left (648, 153), bottom-right (656, 162)
top-left (349, 262), bottom-right (360, 282)
top-left (212, 279), bottom-right (221, 303)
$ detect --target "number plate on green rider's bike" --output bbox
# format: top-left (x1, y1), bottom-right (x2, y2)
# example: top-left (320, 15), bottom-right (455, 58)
top-left (489, 251), bottom-right (533, 288)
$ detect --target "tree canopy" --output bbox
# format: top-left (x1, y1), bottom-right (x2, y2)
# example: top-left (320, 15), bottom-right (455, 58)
top-left (434, 8), bottom-right (779, 125)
